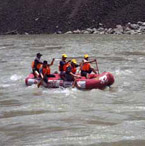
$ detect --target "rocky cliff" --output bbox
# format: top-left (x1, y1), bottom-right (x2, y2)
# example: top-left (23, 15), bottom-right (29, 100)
top-left (0, 0), bottom-right (145, 34)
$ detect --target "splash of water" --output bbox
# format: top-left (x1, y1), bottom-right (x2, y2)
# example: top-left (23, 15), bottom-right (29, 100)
top-left (10, 74), bottom-right (23, 81)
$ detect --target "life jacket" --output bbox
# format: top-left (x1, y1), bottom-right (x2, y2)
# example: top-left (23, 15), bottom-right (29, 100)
top-left (71, 66), bottom-right (77, 74)
top-left (63, 63), bottom-right (70, 71)
top-left (59, 61), bottom-right (70, 72)
top-left (31, 61), bottom-right (42, 71)
top-left (42, 66), bottom-right (50, 75)
top-left (31, 61), bottom-right (35, 68)
top-left (81, 63), bottom-right (91, 71)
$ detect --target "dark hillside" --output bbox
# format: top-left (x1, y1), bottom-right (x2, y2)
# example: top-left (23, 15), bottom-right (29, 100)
top-left (0, 0), bottom-right (145, 34)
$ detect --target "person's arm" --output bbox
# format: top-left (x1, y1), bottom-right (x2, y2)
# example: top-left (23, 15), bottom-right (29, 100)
top-left (39, 68), bottom-right (44, 79)
top-left (34, 70), bottom-right (39, 78)
top-left (70, 72), bottom-right (81, 78)
top-left (66, 60), bottom-right (71, 64)
top-left (66, 66), bottom-right (80, 78)
top-left (49, 58), bottom-right (55, 66)
top-left (88, 59), bottom-right (96, 63)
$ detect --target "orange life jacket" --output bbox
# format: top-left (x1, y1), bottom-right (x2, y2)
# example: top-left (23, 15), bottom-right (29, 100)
top-left (63, 63), bottom-right (70, 71)
top-left (59, 61), bottom-right (70, 72)
top-left (31, 61), bottom-right (35, 68)
top-left (42, 66), bottom-right (50, 75)
top-left (81, 63), bottom-right (91, 71)
top-left (71, 66), bottom-right (77, 74)
top-left (31, 61), bottom-right (42, 70)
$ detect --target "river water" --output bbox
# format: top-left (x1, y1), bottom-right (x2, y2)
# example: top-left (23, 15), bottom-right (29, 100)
top-left (0, 34), bottom-right (145, 146)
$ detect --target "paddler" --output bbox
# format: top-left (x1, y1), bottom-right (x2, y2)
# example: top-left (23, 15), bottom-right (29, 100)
top-left (80, 54), bottom-right (97, 78)
top-left (70, 59), bottom-right (79, 74)
top-left (37, 59), bottom-right (55, 88)
top-left (63, 59), bottom-right (81, 86)
top-left (59, 54), bottom-right (71, 79)
top-left (31, 53), bottom-right (43, 78)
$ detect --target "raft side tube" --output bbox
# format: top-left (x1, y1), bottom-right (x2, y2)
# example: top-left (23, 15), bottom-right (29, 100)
top-left (76, 72), bottom-right (114, 90)
top-left (25, 78), bottom-right (38, 86)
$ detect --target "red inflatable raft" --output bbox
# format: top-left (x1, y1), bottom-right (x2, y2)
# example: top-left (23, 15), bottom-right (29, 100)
top-left (25, 72), bottom-right (114, 90)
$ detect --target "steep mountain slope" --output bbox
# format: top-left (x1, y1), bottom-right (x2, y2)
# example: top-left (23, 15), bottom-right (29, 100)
top-left (0, 0), bottom-right (145, 34)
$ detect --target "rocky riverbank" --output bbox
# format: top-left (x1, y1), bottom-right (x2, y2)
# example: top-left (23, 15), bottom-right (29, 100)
top-left (64, 22), bottom-right (145, 35)
top-left (4, 21), bottom-right (145, 35)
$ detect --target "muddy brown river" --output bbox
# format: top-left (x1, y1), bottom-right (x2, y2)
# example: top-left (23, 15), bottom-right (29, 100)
top-left (0, 34), bottom-right (145, 146)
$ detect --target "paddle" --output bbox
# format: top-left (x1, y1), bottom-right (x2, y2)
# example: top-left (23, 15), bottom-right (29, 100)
top-left (95, 59), bottom-right (99, 74)
top-left (37, 71), bottom-right (45, 88)
top-left (37, 78), bottom-right (43, 88)
top-left (55, 56), bottom-right (97, 61)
